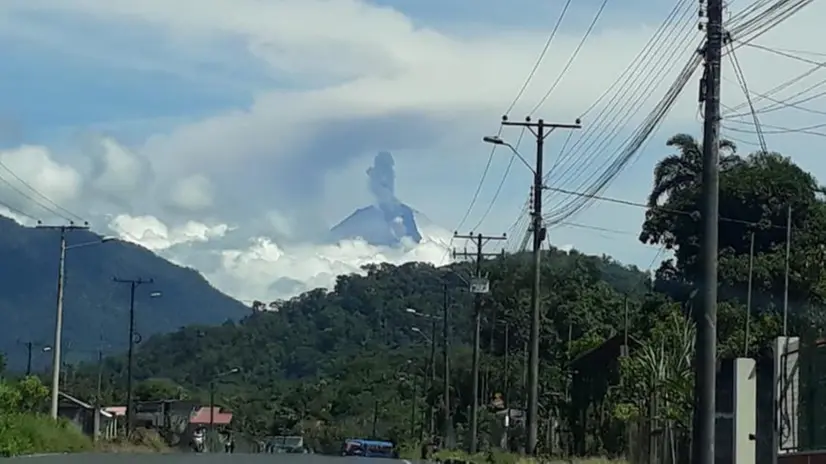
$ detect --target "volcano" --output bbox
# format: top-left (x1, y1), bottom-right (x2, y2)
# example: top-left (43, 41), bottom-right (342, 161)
top-left (328, 151), bottom-right (422, 247)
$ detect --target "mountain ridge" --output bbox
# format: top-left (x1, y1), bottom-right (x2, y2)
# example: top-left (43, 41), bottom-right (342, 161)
top-left (0, 215), bottom-right (247, 369)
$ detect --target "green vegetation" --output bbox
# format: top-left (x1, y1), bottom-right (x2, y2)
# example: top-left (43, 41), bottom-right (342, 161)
top-left (0, 218), bottom-right (248, 369)
top-left (0, 376), bottom-right (92, 456)
top-left (56, 134), bottom-right (826, 457)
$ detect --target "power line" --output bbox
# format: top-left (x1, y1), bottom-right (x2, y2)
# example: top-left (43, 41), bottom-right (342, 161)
top-left (502, 0), bottom-right (695, 249)
top-left (470, 128), bottom-right (527, 231)
top-left (722, 75), bottom-right (826, 118)
top-left (543, 185), bottom-right (792, 230)
top-left (504, 0), bottom-right (573, 115)
top-left (546, 0), bottom-right (818, 226)
top-left (722, 119), bottom-right (826, 137)
top-left (726, 40), bottom-right (768, 152)
top-left (446, 0), bottom-right (583, 248)
top-left (0, 160), bottom-right (85, 222)
top-left (472, 0), bottom-right (580, 231)
top-left (544, 0), bottom-right (700, 217)
top-left (529, 0), bottom-right (611, 115)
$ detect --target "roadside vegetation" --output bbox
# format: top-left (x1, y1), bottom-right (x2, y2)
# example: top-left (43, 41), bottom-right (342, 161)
top-left (0, 368), bottom-right (92, 456)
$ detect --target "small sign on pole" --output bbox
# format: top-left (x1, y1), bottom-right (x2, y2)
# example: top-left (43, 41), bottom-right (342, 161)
top-left (469, 277), bottom-right (490, 294)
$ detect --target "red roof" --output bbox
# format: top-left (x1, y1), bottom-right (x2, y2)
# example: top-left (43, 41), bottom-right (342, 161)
top-left (190, 406), bottom-right (233, 425)
top-left (103, 406), bottom-right (127, 417)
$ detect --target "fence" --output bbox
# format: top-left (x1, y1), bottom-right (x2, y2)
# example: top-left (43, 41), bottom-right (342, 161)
top-left (777, 336), bottom-right (826, 457)
top-left (626, 419), bottom-right (690, 464)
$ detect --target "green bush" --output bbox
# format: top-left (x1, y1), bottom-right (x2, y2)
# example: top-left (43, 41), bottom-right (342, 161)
top-left (0, 376), bottom-right (91, 456)
top-left (0, 413), bottom-right (92, 457)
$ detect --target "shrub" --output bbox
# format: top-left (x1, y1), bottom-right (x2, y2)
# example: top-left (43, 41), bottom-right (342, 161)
top-left (0, 413), bottom-right (92, 457)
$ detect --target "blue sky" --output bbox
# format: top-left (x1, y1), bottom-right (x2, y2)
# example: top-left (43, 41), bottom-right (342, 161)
top-left (0, 0), bottom-right (822, 301)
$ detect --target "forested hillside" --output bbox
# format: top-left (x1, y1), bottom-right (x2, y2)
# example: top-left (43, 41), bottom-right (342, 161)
top-left (58, 134), bottom-right (826, 456)
top-left (0, 218), bottom-right (248, 369)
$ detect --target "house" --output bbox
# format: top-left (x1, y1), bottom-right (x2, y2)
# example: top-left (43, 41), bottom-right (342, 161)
top-left (132, 400), bottom-right (199, 433)
top-left (189, 406), bottom-right (234, 427)
top-left (58, 392), bottom-right (118, 441)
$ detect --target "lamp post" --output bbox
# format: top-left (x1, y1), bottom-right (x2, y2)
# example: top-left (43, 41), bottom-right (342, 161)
top-left (115, 280), bottom-right (160, 436)
top-left (407, 308), bottom-right (441, 438)
top-left (485, 125), bottom-right (583, 454)
top-left (47, 235), bottom-right (114, 419)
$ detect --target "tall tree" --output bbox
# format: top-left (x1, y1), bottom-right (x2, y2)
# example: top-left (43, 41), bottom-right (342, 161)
top-left (646, 133), bottom-right (739, 208)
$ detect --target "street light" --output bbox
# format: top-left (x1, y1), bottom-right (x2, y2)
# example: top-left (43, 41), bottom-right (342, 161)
top-left (123, 287), bottom-right (161, 436)
top-left (49, 235), bottom-right (113, 419)
top-left (483, 136), bottom-right (536, 175)
top-left (209, 368), bottom-right (241, 452)
top-left (66, 237), bottom-right (115, 250)
top-left (410, 327), bottom-right (432, 344)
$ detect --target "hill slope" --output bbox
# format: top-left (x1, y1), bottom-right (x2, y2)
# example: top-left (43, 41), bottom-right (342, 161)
top-left (0, 216), bottom-right (248, 369)
top-left (65, 247), bottom-right (656, 437)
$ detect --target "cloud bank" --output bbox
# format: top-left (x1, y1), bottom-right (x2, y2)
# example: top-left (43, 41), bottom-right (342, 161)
top-left (0, 0), bottom-right (822, 304)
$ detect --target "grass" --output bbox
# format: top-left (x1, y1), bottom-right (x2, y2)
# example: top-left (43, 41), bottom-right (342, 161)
top-left (0, 413), bottom-right (93, 457)
top-left (94, 427), bottom-right (171, 453)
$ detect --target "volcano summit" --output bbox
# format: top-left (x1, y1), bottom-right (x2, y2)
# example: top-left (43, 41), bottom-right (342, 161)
top-left (329, 152), bottom-right (422, 247)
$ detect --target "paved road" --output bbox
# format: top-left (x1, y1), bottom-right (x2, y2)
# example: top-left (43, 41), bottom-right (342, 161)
top-left (3, 454), bottom-right (425, 464)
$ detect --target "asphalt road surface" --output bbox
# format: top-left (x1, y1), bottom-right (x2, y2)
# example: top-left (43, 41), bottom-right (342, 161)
top-left (3, 454), bottom-right (426, 464)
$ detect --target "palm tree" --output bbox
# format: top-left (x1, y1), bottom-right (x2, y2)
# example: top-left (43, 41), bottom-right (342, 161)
top-left (646, 133), bottom-right (739, 207)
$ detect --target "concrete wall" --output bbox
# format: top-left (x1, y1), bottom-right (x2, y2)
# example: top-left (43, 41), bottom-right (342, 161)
top-left (733, 358), bottom-right (757, 464)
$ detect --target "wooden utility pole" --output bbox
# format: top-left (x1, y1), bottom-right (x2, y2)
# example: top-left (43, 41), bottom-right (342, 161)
top-left (496, 116), bottom-right (581, 455)
top-left (113, 277), bottom-right (154, 436)
top-left (453, 232), bottom-right (505, 453)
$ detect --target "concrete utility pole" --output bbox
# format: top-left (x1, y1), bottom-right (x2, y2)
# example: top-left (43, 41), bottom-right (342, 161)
top-left (693, 0), bottom-right (724, 461)
top-left (428, 311), bottom-right (437, 436)
top-left (453, 232), bottom-right (506, 454)
top-left (113, 277), bottom-right (154, 437)
top-left (442, 282), bottom-right (451, 447)
top-left (491, 116), bottom-right (581, 455)
top-left (37, 223), bottom-right (89, 420)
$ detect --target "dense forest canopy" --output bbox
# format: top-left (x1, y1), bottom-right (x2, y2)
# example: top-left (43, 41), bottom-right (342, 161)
top-left (19, 133), bottom-right (826, 455)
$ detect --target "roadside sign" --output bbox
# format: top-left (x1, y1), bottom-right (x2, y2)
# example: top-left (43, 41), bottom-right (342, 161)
top-left (469, 277), bottom-right (489, 294)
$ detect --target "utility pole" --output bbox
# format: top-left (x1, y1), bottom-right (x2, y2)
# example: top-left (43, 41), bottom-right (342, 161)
top-left (503, 322), bottom-right (510, 409)
top-left (428, 312), bottom-right (437, 437)
top-left (499, 116), bottom-right (581, 455)
top-left (743, 232), bottom-right (755, 357)
top-left (113, 277), bottom-right (154, 437)
top-left (38, 223), bottom-right (89, 420)
top-left (782, 205), bottom-right (792, 336)
top-left (453, 232), bottom-right (506, 454)
top-left (96, 349), bottom-right (104, 404)
top-left (26, 341), bottom-right (32, 376)
top-left (442, 282), bottom-right (451, 447)
top-left (693, 0), bottom-right (724, 460)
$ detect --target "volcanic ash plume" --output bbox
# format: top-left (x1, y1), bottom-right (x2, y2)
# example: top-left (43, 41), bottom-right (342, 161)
top-left (367, 151), bottom-right (398, 209)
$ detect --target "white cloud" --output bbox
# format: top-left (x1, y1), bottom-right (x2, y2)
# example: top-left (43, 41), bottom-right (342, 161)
top-left (0, 145), bottom-right (82, 216)
top-left (107, 213), bottom-right (453, 302)
top-left (169, 174), bottom-right (214, 211)
top-left (0, 0), bottom-right (822, 304)
top-left (90, 138), bottom-right (143, 197)
top-left (108, 214), bottom-right (229, 251)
